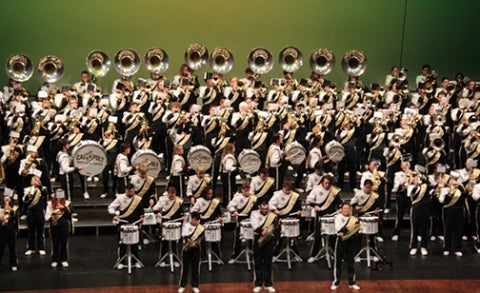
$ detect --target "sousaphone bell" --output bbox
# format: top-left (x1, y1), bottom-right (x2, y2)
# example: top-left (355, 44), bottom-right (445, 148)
top-left (342, 50), bottom-right (367, 77)
top-left (86, 50), bottom-right (111, 77)
top-left (210, 47), bottom-right (234, 74)
top-left (310, 48), bottom-right (335, 75)
top-left (6, 53), bottom-right (33, 82)
top-left (248, 47), bottom-right (273, 75)
top-left (38, 55), bottom-right (64, 83)
top-left (184, 43), bottom-right (208, 70)
top-left (145, 47), bottom-right (169, 74)
top-left (278, 46), bottom-right (303, 73)
top-left (114, 48), bottom-right (140, 76)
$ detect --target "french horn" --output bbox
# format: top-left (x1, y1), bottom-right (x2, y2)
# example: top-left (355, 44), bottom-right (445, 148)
top-left (38, 55), bottom-right (64, 83)
top-left (278, 46), bottom-right (303, 73)
top-left (6, 54), bottom-right (33, 82)
top-left (86, 50), bottom-right (111, 77)
top-left (184, 43), bottom-right (208, 70)
top-left (341, 50), bottom-right (367, 77)
top-left (144, 47), bottom-right (169, 74)
top-left (310, 48), bottom-right (335, 75)
top-left (114, 48), bottom-right (140, 76)
top-left (210, 47), bottom-right (234, 74)
top-left (248, 48), bottom-right (273, 75)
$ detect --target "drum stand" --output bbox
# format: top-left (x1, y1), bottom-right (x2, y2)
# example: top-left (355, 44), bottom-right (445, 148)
top-left (233, 239), bottom-right (254, 270)
top-left (142, 227), bottom-right (157, 245)
top-left (310, 234), bottom-right (335, 268)
top-left (114, 242), bottom-right (144, 274)
top-left (201, 241), bottom-right (224, 271)
top-left (273, 237), bottom-right (303, 269)
top-left (155, 240), bottom-right (181, 273)
top-left (355, 234), bottom-right (383, 267)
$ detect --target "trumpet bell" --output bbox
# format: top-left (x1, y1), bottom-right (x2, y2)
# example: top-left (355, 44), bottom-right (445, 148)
top-left (184, 43), bottom-right (208, 70)
top-left (279, 46), bottom-right (303, 73)
top-left (210, 47), bottom-right (234, 74)
top-left (37, 55), bottom-right (64, 83)
top-left (86, 50), bottom-right (111, 77)
top-left (114, 49), bottom-right (140, 76)
top-left (310, 48), bottom-right (335, 75)
top-left (6, 54), bottom-right (33, 82)
top-left (341, 50), bottom-right (367, 77)
top-left (144, 48), bottom-right (169, 74)
top-left (248, 47), bottom-right (273, 75)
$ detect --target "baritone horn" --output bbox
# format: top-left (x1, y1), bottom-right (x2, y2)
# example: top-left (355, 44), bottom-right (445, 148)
top-left (210, 47), bottom-right (234, 74)
top-left (6, 54), bottom-right (33, 82)
top-left (278, 46), bottom-right (303, 73)
top-left (114, 48), bottom-right (140, 76)
top-left (86, 50), bottom-right (111, 77)
top-left (432, 137), bottom-right (445, 151)
top-left (248, 48), bottom-right (273, 75)
top-left (38, 55), bottom-right (64, 83)
top-left (342, 50), bottom-right (367, 77)
top-left (310, 48), bottom-right (335, 75)
top-left (145, 47), bottom-right (169, 74)
top-left (184, 43), bottom-right (208, 70)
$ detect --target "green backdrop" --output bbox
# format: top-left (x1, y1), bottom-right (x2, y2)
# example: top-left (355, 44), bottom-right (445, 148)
top-left (1, 0), bottom-right (479, 93)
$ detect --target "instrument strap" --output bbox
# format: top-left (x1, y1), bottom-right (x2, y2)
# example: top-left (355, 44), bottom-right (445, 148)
top-left (164, 197), bottom-right (184, 219)
top-left (202, 198), bottom-right (220, 220)
top-left (319, 186), bottom-right (340, 211)
top-left (358, 192), bottom-right (379, 214)
top-left (412, 183), bottom-right (427, 205)
top-left (119, 195), bottom-right (142, 219)
top-left (279, 192), bottom-right (299, 216)
top-left (255, 177), bottom-right (274, 198)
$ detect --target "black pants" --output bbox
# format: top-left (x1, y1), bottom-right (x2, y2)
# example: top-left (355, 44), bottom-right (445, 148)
top-left (430, 198), bottom-right (444, 238)
top-left (269, 166), bottom-right (285, 191)
top-left (116, 176), bottom-right (128, 194)
top-left (50, 222), bottom-right (69, 262)
top-left (102, 164), bottom-right (116, 195)
top-left (337, 156), bottom-right (356, 190)
top-left (170, 175), bottom-right (185, 197)
top-left (59, 172), bottom-right (87, 200)
top-left (443, 207), bottom-right (465, 252)
top-left (333, 236), bottom-right (356, 286)
top-left (253, 236), bottom-right (274, 287)
top-left (393, 193), bottom-right (411, 237)
top-left (180, 247), bottom-right (200, 288)
top-left (410, 204), bottom-right (429, 249)
top-left (475, 206), bottom-right (480, 250)
top-left (231, 218), bottom-right (248, 258)
top-left (0, 225), bottom-right (17, 267)
top-left (27, 210), bottom-right (45, 251)
top-left (221, 172), bottom-right (236, 206)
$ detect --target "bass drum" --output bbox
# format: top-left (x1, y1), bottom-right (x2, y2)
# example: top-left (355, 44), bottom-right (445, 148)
top-left (325, 140), bottom-right (345, 163)
top-left (72, 140), bottom-right (107, 176)
top-left (284, 141), bottom-right (306, 165)
top-left (187, 145), bottom-right (212, 171)
top-left (131, 149), bottom-right (162, 178)
top-left (238, 149), bottom-right (261, 174)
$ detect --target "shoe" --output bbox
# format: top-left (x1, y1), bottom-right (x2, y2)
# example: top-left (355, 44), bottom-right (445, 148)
top-left (87, 176), bottom-right (92, 182)
top-left (117, 264), bottom-right (124, 270)
top-left (24, 250), bottom-right (34, 256)
top-left (421, 248), bottom-right (428, 256)
top-left (330, 284), bottom-right (339, 290)
top-left (462, 235), bottom-right (468, 241)
top-left (430, 236), bottom-right (436, 241)
top-left (372, 256), bottom-right (379, 262)
top-left (228, 258), bottom-right (236, 264)
top-left (349, 284), bottom-right (360, 290)
top-left (253, 287), bottom-right (262, 293)
top-left (158, 262), bottom-right (167, 267)
top-left (384, 209), bottom-right (390, 214)
top-left (476, 247), bottom-right (480, 254)
top-left (296, 188), bottom-right (305, 193)
top-left (454, 251), bottom-right (463, 256)
top-left (438, 236), bottom-right (444, 241)
top-left (93, 176), bottom-right (100, 182)
top-left (375, 236), bottom-right (384, 243)
top-left (193, 287), bottom-right (200, 293)
top-left (39, 250), bottom-right (46, 255)
top-left (417, 236), bottom-right (422, 242)
top-left (473, 236), bottom-right (478, 241)
top-left (391, 235), bottom-right (399, 241)
top-left (83, 192), bottom-right (90, 199)
top-left (143, 238), bottom-right (150, 245)
top-left (443, 251), bottom-right (450, 256)
top-left (177, 287), bottom-right (185, 293)
top-left (51, 262), bottom-right (58, 268)
top-left (11, 266), bottom-right (17, 272)
top-left (135, 262), bottom-right (142, 268)
top-left (50, 177), bottom-right (56, 182)
top-left (266, 286), bottom-right (276, 293)
top-left (409, 248), bottom-right (417, 255)
top-left (236, 174), bottom-right (242, 180)
top-left (354, 256), bottom-right (361, 262)
top-left (20, 215), bottom-right (27, 221)
top-left (62, 261), bottom-right (69, 267)
top-left (100, 193), bottom-right (108, 199)
top-left (307, 257), bottom-right (316, 263)
top-left (174, 261), bottom-right (180, 267)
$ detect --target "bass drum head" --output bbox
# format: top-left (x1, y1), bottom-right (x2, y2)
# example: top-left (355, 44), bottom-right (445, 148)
top-left (187, 145), bottom-right (212, 171)
top-left (131, 149), bottom-right (162, 178)
top-left (72, 140), bottom-right (107, 176)
top-left (238, 149), bottom-right (261, 174)
top-left (285, 141), bottom-right (306, 165)
top-left (325, 140), bottom-right (345, 163)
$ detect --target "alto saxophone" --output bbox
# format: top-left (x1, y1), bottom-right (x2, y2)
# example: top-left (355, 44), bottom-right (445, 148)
top-left (51, 208), bottom-right (63, 226)
top-left (183, 235), bottom-right (202, 251)
top-left (258, 224), bottom-right (275, 247)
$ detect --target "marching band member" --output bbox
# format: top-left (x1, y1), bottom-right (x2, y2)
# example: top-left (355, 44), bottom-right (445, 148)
top-left (231, 102), bottom-right (254, 155)
top-left (251, 200), bottom-right (277, 293)
top-left (224, 76), bottom-right (245, 112)
top-left (73, 71), bottom-right (95, 96)
top-left (18, 145), bottom-right (52, 195)
top-left (56, 138), bottom-right (87, 200)
top-left (100, 128), bottom-right (119, 199)
top-left (45, 189), bottom-right (73, 268)
top-left (390, 156), bottom-right (413, 241)
top-left (385, 66), bottom-right (399, 89)
top-left (472, 182), bottom-right (480, 254)
top-left (227, 183), bottom-right (257, 263)
top-left (305, 162), bottom-right (324, 194)
top-left (210, 120), bottom-right (232, 188)
top-left (266, 132), bottom-right (289, 191)
top-left (200, 73), bottom-right (221, 115)
top-left (130, 163), bottom-right (157, 209)
top-left (169, 144), bottom-right (186, 197)
top-left (250, 168), bottom-right (275, 202)
top-left (114, 143), bottom-right (133, 195)
top-left (220, 143), bottom-right (237, 206)
top-left (248, 118), bottom-right (269, 166)
top-left (336, 115), bottom-right (358, 190)
top-left (0, 194), bottom-right (19, 271)
top-left (122, 102), bottom-right (145, 145)
top-left (0, 131), bottom-right (23, 203)
top-left (186, 166), bottom-right (211, 205)
top-left (23, 175), bottom-right (48, 256)
top-left (407, 172), bottom-right (430, 255)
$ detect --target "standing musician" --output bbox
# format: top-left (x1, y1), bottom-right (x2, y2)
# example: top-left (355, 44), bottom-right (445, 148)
top-left (390, 156), bottom-right (414, 242)
top-left (114, 143), bottom-right (133, 195)
top-left (0, 194), bottom-right (19, 271)
top-left (100, 128), bottom-right (119, 199)
top-left (306, 175), bottom-right (342, 263)
top-left (210, 120), bottom-right (232, 188)
top-left (169, 144), bottom-right (187, 197)
top-left (331, 202), bottom-right (361, 291)
top-left (186, 167), bottom-right (211, 205)
top-left (336, 115), bottom-right (358, 190)
top-left (251, 201), bottom-right (277, 293)
top-left (178, 211), bottom-right (204, 293)
top-left (266, 133), bottom-right (289, 191)
top-left (108, 183), bottom-right (145, 269)
top-left (220, 143), bottom-right (237, 206)
top-left (227, 183), bottom-right (258, 263)
top-left (18, 145), bottom-right (53, 196)
top-left (23, 175), bottom-right (48, 256)
top-left (45, 189), bottom-right (73, 268)
top-left (472, 182), bottom-right (480, 254)
top-left (231, 102), bottom-right (254, 155)
top-left (130, 163), bottom-right (157, 209)
top-left (0, 131), bottom-right (23, 204)
top-left (407, 172), bottom-right (430, 256)
top-left (249, 168), bottom-right (275, 202)
top-left (56, 138), bottom-right (86, 201)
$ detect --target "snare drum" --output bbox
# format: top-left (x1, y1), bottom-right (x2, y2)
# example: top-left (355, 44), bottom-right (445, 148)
top-left (238, 149), bottom-right (261, 174)
top-left (143, 211), bottom-right (158, 226)
top-left (204, 222), bottom-right (222, 242)
top-left (162, 222), bottom-right (182, 241)
top-left (359, 216), bottom-right (379, 235)
top-left (120, 225), bottom-right (140, 245)
top-left (280, 218), bottom-right (300, 238)
top-left (240, 219), bottom-right (254, 240)
top-left (72, 140), bottom-right (107, 176)
top-left (187, 145), bottom-right (212, 171)
top-left (131, 149), bottom-right (162, 178)
top-left (320, 217), bottom-right (336, 235)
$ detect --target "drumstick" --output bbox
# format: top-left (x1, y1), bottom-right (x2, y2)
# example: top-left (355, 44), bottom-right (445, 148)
top-left (325, 210), bottom-right (340, 217)
top-left (364, 209), bottom-right (383, 215)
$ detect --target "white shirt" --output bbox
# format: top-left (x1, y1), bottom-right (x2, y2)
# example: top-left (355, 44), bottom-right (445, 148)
top-left (306, 185), bottom-right (330, 206)
top-left (171, 155), bottom-right (185, 176)
top-left (116, 153), bottom-right (132, 178)
top-left (190, 197), bottom-right (212, 214)
top-left (250, 209), bottom-right (269, 231)
top-left (227, 192), bottom-right (251, 213)
top-left (305, 172), bottom-right (322, 193)
top-left (221, 154), bottom-right (237, 173)
top-left (107, 193), bottom-right (136, 215)
top-left (153, 195), bottom-right (177, 213)
top-left (268, 144), bottom-right (282, 168)
top-left (186, 175), bottom-right (206, 197)
top-left (269, 190), bottom-right (292, 211)
top-left (334, 213), bottom-right (351, 233)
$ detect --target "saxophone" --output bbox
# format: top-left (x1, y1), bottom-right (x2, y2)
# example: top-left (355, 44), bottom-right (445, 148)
top-left (51, 208), bottom-right (64, 226)
top-left (1, 202), bottom-right (11, 226)
top-left (258, 224), bottom-right (276, 247)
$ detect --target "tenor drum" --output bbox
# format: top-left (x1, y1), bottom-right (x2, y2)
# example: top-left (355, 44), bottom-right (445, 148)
top-left (162, 222), bottom-right (182, 241)
top-left (240, 219), bottom-right (254, 240)
top-left (120, 225), bottom-right (140, 245)
top-left (131, 149), bottom-right (162, 178)
top-left (238, 149), bottom-right (261, 174)
top-left (143, 211), bottom-right (158, 226)
top-left (204, 222), bottom-right (222, 242)
top-left (187, 145), bottom-right (212, 171)
top-left (280, 218), bottom-right (300, 238)
top-left (72, 140), bottom-right (107, 176)
top-left (284, 141), bottom-right (306, 165)
top-left (359, 216), bottom-right (379, 235)
top-left (320, 217), bottom-right (336, 235)
top-left (325, 140), bottom-right (345, 163)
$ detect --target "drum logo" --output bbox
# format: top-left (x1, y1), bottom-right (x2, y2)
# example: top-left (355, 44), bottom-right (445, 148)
top-left (75, 150), bottom-right (105, 165)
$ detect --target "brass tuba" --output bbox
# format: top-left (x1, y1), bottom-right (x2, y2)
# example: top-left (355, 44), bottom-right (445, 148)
top-left (310, 48), bottom-right (335, 75)
top-left (86, 50), bottom-right (111, 77)
top-left (341, 50), bottom-right (367, 77)
top-left (38, 55), bottom-right (64, 83)
top-left (210, 47), bottom-right (234, 74)
top-left (114, 49), bottom-right (140, 76)
top-left (6, 54), bottom-right (33, 82)
top-left (248, 48), bottom-right (273, 75)
top-left (278, 46), bottom-right (303, 73)
top-left (144, 47), bottom-right (169, 74)
top-left (184, 43), bottom-right (208, 70)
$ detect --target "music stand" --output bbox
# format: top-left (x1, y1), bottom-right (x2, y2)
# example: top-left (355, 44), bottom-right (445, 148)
top-left (114, 220), bottom-right (144, 274)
